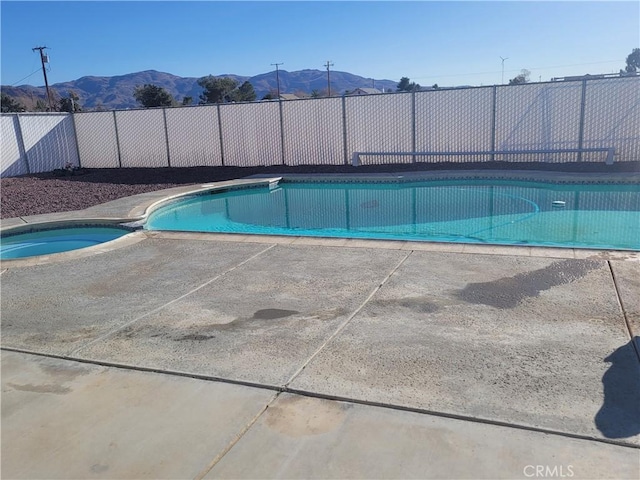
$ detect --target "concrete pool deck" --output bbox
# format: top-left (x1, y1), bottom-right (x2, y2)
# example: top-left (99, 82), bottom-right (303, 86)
top-left (1, 175), bottom-right (639, 479)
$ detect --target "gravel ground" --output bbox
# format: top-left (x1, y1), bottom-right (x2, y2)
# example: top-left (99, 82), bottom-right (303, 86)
top-left (2, 162), bottom-right (638, 219)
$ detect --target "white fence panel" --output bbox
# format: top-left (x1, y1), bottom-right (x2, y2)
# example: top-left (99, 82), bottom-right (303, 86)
top-left (219, 101), bottom-right (282, 167)
top-left (1, 115), bottom-right (27, 177)
top-left (282, 97), bottom-right (344, 166)
top-left (74, 111), bottom-right (119, 168)
top-left (165, 105), bottom-right (222, 167)
top-left (582, 77), bottom-right (640, 163)
top-left (345, 93), bottom-right (413, 164)
top-left (116, 109), bottom-right (168, 168)
top-left (415, 87), bottom-right (493, 163)
top-left (18, 114), bottom-right (79, 173)
top-left (495, 82), bottom-right (582, 162)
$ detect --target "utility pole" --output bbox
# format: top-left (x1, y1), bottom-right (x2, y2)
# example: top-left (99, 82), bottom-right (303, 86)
top-left (271, 62), bottom-right (284, 98)
top-left (324, 60), bottom-right (334, 96)
top-left (33, 46), bottom-right (54, 111)
top-left (500, 56), bottom-right (508, 85)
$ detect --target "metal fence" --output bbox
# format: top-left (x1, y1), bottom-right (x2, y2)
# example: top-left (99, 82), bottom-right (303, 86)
top-left (2, 76), bottom-right (638, 178)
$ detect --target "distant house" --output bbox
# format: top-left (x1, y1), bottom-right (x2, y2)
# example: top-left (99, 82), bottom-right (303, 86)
top-left (350, 87), bottom-right (382, 95)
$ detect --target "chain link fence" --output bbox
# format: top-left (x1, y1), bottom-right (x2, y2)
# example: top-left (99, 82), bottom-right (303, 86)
top-left (282, 97), bottom-right (344, 166)
top-left (165, 105), bottom-right (222, 167)
top-left (2, 76), bottom-right (638, 177)
top-left (75, 111), bottom-right (119, 168)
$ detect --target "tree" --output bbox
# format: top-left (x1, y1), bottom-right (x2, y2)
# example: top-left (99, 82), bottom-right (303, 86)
top-left (1, 93), bottom-right (26, 112)
top-left (133, 84), bottom-right (174, 107)
top-left (181, 96), bottom-right (193, 106)
top-left (197, 76), bottom-right (238, 104)
top-left (397, 77), bottom-right (420, 92)
top-left (509, 69), bottom-right (530, 85)
top-left (34, 99), bottom-right (48, 112)
top-left (232, 81), bottom-right (257, 102)
top-left (58, 90), bottom-right (82, 113)
top-left (622, 47), bottom-right (640, 74)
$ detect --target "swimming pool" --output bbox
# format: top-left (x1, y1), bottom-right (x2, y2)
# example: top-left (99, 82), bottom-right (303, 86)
top-left (0, 226), bottom-right (133, 259)
top-left (146, 179), bottom-right (640, 250)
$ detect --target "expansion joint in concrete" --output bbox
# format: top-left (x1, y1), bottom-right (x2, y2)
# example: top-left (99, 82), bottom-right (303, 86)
top-left (67, 244), bottom-right (277, 357)
top-left (607, 260), bottom-right (640, 363)
top-left (193, 391), bottom-right (283, 480)
top-left (4, 347), bottom-right (639, 451)
top-left (283, 251), bottom-right (414, 388)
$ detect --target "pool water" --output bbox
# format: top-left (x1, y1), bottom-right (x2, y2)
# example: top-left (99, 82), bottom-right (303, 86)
top-left (0, 227), bottom-right (131, 259)
top-left (145, 180), bottom-right (640, 250)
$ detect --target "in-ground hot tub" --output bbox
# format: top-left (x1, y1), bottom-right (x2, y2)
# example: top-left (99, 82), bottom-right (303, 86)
top-left (0, 225), bottom-right (135, 260)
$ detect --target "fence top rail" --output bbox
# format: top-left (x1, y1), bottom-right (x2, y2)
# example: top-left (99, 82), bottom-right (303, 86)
top-left (0, 112), bottom-right (71, 117)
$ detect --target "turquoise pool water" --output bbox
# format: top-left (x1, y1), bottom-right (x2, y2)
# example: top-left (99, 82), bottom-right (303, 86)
top-left (0, 227), bottom-right (131, 259)
top-left (145, 180), bottom-right (640, 250)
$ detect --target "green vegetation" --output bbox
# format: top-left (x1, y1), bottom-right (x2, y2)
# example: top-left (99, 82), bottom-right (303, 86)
top-left (197, 76), bottom-right (257, 104)
top-left (1, 92), bottom-right (26, 112)
top-left (509, 69), bottom-right (530, 85)
top-left (59, 91), bottom-right (82, 112)
top-left (133, 84), bottom-right (175, 107)
top-left (622, 48), bottom-right (639, 74)
top-left (234, 81), bottom-right (257, 102)
top-left (396, 77), bottom-right (420, 92)
top-left (197, 76), bottom-right (237, 104)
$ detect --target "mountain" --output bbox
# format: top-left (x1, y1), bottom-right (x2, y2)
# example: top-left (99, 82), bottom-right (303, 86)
top-left (2, 69), bottom-right (398, 111)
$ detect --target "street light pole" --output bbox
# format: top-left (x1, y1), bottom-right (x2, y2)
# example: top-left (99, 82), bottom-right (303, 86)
top-left (271, 62), bottom-right (283, 98)
top-left (500, 56), bottom-right (509, 84)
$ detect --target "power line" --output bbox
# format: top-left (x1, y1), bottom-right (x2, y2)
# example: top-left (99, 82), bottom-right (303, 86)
top-left (10, 68), bottom-right (42, 86)
top-left (408, 59), bottom-right (624, 82)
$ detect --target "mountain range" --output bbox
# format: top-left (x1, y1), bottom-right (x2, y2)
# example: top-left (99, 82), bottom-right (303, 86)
top-left (2, 69), bottom-right (399, 111)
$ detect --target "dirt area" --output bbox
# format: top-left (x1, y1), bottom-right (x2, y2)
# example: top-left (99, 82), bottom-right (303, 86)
top-left (2, 162), bottom-right (638, 219)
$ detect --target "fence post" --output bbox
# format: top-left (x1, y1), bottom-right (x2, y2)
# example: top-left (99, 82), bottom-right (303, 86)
top-left (490, 85), bottom-right (497, 163)
top-left (342, 94), bottom-right (348, 165)
top-left (14, 114), bottom-right (31, 174)
top-left (278, 98), bottom-right (286, 165)
top-left (216, 103), bottom-right (225, 166)
top-left (577, 79), bottom-right (587, 162)
top-left (411, 89), bottom-right (417, 163)
top-left (112, 110), bottom-right (123, 168)
top-left (162, 108), bottom-right (171, 167)
top-left (70, 113), bottom-right (82, 168)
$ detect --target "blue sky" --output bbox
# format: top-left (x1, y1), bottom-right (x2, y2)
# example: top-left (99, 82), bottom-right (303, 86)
top-left (1, 1), bottom-right (638, 88)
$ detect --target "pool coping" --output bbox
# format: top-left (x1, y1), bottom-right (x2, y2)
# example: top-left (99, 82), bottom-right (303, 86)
top-left (1, 170), bottom-right (639, 267)
top-left (247, 169), bottom-right (640, 185)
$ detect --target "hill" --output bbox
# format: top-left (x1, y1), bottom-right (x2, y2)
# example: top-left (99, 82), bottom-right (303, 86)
top-left (2, 69), bottom-right (398, 110)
